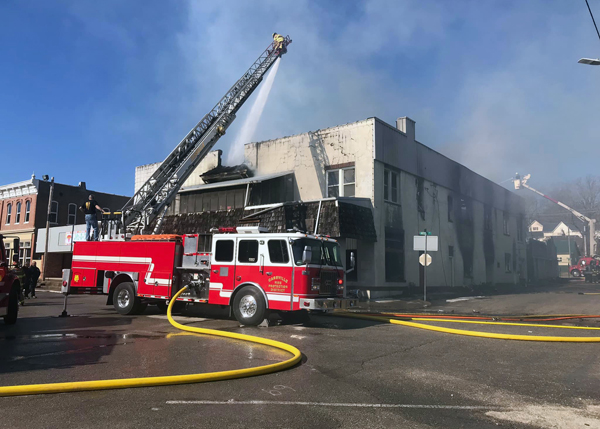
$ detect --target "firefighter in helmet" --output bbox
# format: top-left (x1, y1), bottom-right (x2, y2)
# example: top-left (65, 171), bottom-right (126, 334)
top-left (272, 32), bottom-right (285, 52)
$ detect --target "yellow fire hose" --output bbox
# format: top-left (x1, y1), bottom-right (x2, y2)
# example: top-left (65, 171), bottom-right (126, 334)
top-left (0, 287), bottom-right (302, 397)
top-left (337, 312), bottom-right (600, 342)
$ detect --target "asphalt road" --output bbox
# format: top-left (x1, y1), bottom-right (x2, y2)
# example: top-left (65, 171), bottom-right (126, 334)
top-left (2, 284), bottom-right (600, 428)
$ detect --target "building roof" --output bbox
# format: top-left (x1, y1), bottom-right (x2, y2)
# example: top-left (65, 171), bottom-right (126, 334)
top-left (178, 171), bottom-right (293, 193)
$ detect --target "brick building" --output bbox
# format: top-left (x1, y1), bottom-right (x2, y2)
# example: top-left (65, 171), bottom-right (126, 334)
top-left (0, 175), bottom-right (129, 277)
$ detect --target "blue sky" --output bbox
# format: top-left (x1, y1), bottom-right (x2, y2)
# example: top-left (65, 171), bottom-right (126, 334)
top-left (1, 0), bottom-right (599, 196)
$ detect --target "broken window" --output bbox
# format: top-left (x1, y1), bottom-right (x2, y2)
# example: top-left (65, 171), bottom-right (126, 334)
top-left (327, 167), bottom-right (355, 198)
top-left (503, 211), bottom-right (509, 235)
top-left (268, 240), bottom-right (289, 264)
top-left (505, 253), bottom-right (512, 272)
top-left (459, 197), bottom-right (473, 223)
top-left (484, 205), bottom-right (493, 231)
top-left (385, 227), bottom-right (405, 282)
top-left (238, 240), bottom-right (259, 263)
top-left (384, 169), bottom-right (399, 203)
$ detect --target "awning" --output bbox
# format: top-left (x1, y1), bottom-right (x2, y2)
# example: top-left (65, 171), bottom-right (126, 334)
top-left (178, 171), bottom-right (293, 193)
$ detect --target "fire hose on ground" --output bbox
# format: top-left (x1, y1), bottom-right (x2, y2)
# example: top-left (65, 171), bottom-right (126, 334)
top-left (3, 294), bottom-right (600, 397)
top-left (0, 287), bottom-right (302, 397)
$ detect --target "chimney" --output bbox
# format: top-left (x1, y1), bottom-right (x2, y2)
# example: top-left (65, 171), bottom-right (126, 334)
top-left (396, 117), bottom-right (416, 142)
top-left (79, 181), bottom-right (86, 189)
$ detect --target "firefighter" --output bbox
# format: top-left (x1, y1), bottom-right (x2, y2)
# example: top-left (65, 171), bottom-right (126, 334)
top-left (272, 33), bottom-right (285, 52)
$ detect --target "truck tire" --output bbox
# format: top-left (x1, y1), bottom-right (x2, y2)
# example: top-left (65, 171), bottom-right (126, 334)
top-left (572, 269), bottom-right (581, 278)
top-left (113, 282), bottom-right (142, 315)
top-left (3, 285), bottom-right (19, 325)
top-left (232, 286), bottom-right (267, 326)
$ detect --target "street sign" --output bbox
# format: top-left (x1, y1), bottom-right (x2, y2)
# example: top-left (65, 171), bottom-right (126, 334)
top-left (413, 236), bottom-right (438, 251)
top-left (419, 231), bottom-right (432, 236)
top-left (419, 253), bottom-right (432, 266)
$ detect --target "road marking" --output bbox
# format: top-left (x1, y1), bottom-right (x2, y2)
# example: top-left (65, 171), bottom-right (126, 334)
top-left (165, 400), bottom-right (504, 410)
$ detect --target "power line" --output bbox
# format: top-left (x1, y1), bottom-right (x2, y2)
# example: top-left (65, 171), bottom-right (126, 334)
top-left (585, 0), bottom-right (600, 45)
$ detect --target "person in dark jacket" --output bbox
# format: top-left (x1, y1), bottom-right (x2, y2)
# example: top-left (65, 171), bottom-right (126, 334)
top-left (80, 194), bottom-right (108, 241)
top-left (28, 261), bottom-right (40, 298)
top-left (22, 263), bottom-right (31, 298)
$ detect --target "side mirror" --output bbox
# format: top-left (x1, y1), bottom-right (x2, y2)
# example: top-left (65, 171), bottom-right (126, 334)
top-left (350, 251), bottom-right (356, 269)
top-left (302, 246), bottom-right (312, 265)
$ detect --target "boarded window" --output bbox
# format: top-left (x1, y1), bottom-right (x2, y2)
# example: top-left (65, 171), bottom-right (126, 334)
top-left (385, 227), bottom-right (405, 282)
top-left (49, 201), bottom-right (58, 224)
top-left (215, 240), bottom-right (234, 262)
top-left (238, 240), bottom-right (259, 263)
top-left (68, 203), bottom-right (77, 225)
top-left (268, 240), bottom-right (289, 264)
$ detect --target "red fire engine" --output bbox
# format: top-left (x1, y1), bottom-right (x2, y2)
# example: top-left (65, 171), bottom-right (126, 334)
top-left (0, 235), bottom-right (20, 325)
top-left (68, 227), bottom-right (355, 325)
top-left (64, 36), bottom-right (356, 324)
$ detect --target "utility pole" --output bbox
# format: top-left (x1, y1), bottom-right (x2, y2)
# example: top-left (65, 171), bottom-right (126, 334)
top-left (42, 177), bottom-right (54, 281)
top-left (567, 229), bottom-right (571, 278)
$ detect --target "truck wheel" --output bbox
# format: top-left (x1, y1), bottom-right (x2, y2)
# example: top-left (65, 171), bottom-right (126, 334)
top-left (232, 287), bottom-right (267, 326)
top-left (3, 285), bottom-right (19, 325)
top-left (113, 282), bottom-right (141, 315)
top-left (572, 270), bottom-right (581, 278)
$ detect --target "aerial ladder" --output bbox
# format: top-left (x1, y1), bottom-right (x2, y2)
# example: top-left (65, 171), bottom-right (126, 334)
top-left (110, 35), bottom-right (292, 237)
top-left (514, 173), bottom-right (597, 256)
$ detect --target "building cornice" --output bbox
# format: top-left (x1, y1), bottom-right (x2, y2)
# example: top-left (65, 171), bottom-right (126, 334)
top-left (0, 179), bottom-right (39, 200)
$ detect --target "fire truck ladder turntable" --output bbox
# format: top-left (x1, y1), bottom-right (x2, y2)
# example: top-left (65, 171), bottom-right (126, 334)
top-left (119, 36), bottom-right (292, 236)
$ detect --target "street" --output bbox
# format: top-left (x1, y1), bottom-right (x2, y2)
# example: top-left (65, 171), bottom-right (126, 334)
top-left (2, 282), bottom-right (600, 428)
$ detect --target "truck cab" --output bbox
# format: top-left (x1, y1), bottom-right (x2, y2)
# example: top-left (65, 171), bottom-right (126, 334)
top-left (0, 235), bottom-right (20, 325)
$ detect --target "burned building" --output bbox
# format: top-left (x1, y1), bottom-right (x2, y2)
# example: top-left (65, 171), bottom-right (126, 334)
top-left (136, 116), bottom-right (529, 298)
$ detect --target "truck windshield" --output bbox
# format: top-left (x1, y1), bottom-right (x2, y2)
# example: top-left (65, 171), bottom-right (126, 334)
top-left (291, 238), bottom-right (343, 267)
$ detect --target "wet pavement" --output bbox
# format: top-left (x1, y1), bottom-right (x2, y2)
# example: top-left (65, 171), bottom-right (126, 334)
top-left (2, 283), bottom-right (600, 428)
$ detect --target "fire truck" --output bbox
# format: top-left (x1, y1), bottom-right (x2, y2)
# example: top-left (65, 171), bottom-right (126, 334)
top-left (0, 235), bottom-right (20, 325)
top-left (65, 35), bottom-right (357, 325)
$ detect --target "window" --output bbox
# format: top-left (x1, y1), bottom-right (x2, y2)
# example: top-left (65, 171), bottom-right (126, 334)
top-left (503, 211), bottom-right (509, 235)
top-left (484, 205), bottom-right (492, 231)
top-left (19, 241), bottom-right (31, 266)
top-left (447, 196), bottom-right (453, 222)
top-left (24, 200), bottom-right (30, 223)
top-left (505, 253), bottom-right (512, 272)
top-left (385, 227), bottom-right (405, 282)
top-left (238, 240), bottom-right (259, 263)
top-left (5, 203), bottom-right (11, 224)
top-left (215, 240), bottom-right (234, 262)
top-left (327, 167), bottom-right (355, 198)
top-left (517, 217), bottom-right (523, 242)
top-left (384, 169), bottom-right (399, 203)
top-left (68, 203), bottom-right (77, 225)
top-left (49, 201), bottom-right (58, 224)
top-left (15, 202), bottom-right (21, 224)
top-left (268, 240), bottom-right (289, 264)
top-left (448, 245), bottom-right (454, 258)
top-left (460, 198), bottom-right (473, 223)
